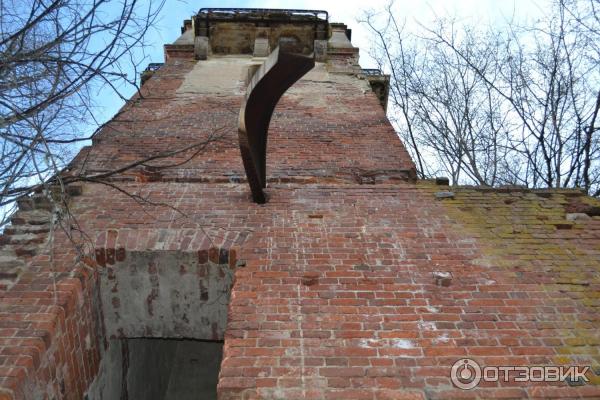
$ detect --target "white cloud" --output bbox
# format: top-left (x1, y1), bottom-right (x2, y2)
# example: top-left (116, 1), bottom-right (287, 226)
top-left (176, 0), bottom-right (545, 68)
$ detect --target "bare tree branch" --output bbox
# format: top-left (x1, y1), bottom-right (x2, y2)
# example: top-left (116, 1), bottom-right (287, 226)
top-left (362, 0), bottom-right (599, 195)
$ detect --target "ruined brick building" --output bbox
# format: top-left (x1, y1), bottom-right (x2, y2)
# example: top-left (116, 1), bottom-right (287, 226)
top-left (1, 8), bottom-right (600, 400)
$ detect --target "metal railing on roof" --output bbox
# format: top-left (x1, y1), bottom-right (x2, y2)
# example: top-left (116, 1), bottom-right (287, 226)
top-left (144, 63), bottom-right (164, 72)
top-left (140, 63), bottom-right (164, 85)
top-left (361, 68), bottom-right (384, 76)
top-left (197, 8), bottom-right (328, 22)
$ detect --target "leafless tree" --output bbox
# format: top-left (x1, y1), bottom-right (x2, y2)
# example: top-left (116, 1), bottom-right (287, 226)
top-left (363, 0), bottom-right (600, 196)
top-left (0, 0), bottom-right (170, 229)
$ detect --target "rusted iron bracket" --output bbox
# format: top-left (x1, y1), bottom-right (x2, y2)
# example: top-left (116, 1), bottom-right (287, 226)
top-left (238, 45), bottom-right (315, 203)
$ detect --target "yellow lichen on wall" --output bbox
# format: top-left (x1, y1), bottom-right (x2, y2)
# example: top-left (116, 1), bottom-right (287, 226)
top-left (418, 181), bottom-right (600, 382)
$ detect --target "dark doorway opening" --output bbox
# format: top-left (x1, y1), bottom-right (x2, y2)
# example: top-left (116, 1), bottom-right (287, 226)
top-left (86, 250), bottom-right (234, 400)
top-left (86, 338), bottom-right (223, 400)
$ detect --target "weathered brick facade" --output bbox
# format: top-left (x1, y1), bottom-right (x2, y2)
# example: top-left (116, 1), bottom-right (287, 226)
top-left (1, 8), bottom-right (600, 400)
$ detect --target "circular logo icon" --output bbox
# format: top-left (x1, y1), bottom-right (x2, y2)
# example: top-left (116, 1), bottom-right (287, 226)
top-left (451, 358), bottom-right (482, 390)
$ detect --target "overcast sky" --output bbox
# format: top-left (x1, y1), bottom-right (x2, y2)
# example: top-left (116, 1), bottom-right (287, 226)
top-left (145, 0), bottom-right (544, 67)
top-left (92, 0), bottom-right (545, 127)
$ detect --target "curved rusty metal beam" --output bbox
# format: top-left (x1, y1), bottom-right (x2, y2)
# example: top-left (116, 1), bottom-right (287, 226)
top-left (238, 46), bottom-right (315, 203)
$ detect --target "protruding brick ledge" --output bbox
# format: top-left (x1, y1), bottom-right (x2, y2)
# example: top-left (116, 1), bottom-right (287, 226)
top-left (0, 185), bottom-right (82, 290)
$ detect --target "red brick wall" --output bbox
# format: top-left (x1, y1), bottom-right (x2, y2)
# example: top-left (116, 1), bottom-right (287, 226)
top-left (6, 181), bottom-right (598, 399)
top-left (73, 57), bottom-right (415, 185)
top-left (0, 250), bottom-right (102, 400)
top-left (1, 36), bottom-right (600, 400)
